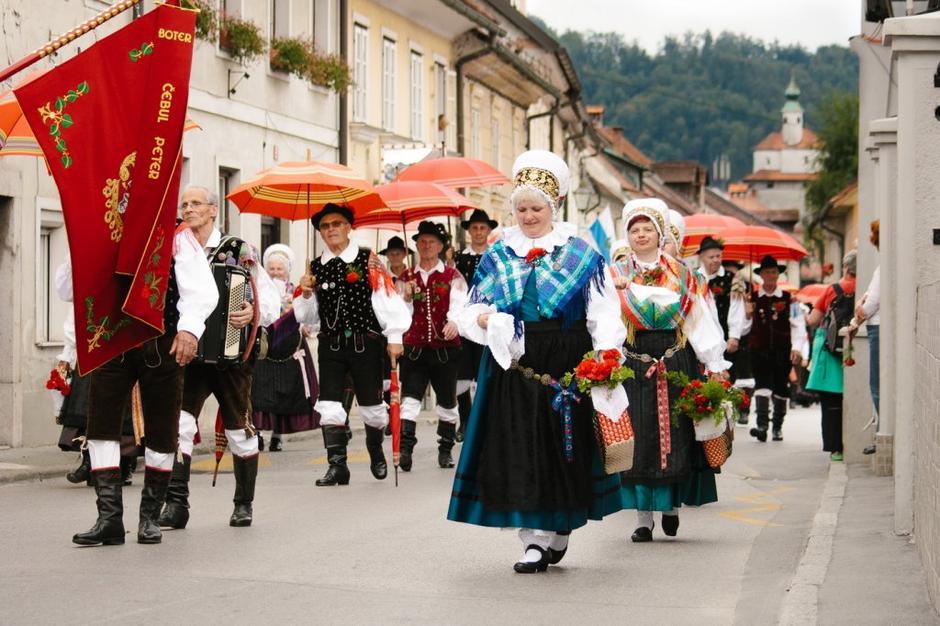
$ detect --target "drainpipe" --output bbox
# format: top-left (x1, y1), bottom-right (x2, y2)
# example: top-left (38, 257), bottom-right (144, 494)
top-left (563, 123), bottom-right (587, 221)
top-left (525, 97), bottom-right (560, 151)
top-left (455, 35), bottom-right (497, 156)
top-left (338, 0), bottom-right (348, 165)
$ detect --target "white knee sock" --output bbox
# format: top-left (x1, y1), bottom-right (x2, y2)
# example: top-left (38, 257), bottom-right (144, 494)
top-left (637, 510), bottom-right (654, 529)
top-left (548, 531), bottom-right (569, 551)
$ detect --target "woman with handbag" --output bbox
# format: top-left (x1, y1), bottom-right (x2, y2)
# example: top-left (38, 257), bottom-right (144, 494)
top-left (610, 199), bottom-right (731, 542)
top-left (448, 150), bottom-right (628, 574)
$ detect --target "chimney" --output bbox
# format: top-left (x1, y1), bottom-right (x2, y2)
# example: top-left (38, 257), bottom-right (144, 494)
top-left (586, 104), bottom-right (605, 127)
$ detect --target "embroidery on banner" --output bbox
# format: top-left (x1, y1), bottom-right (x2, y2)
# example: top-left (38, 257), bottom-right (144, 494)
top-left (140, 226), bottom-right (167, 309)
top-left (35, 80), bottom-right (89, 169)
top-left (128, 41), bottom-right (154, 62)
top-left (102, 151), bottom-right (137, 243)
top-left (84, 296), bottom-right (132, 352)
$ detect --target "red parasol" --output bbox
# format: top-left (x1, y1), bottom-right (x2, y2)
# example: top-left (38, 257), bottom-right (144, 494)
top-left (355, 181), bottom-right (477, 230)
top-left (718, 225), bottom-right (808, 263)
top-left (794, 282), bottom-right (828, 304)
top-left (389, 356), bottom-right (401, 486)
top-left (680, 214), bottom-right (745, 257)
top-left (211, 409), bottom-right (227, 487)
top-left (394, 156), bottom-right (509, 188)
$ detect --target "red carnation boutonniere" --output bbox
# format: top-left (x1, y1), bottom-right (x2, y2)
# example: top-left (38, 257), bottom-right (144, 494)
top-left (773, 301), bottom-right (787, 313)
top-left (345, 263), bottom-right (363, 284)
top-left (711, 284), bottom-right (724, 296)
top-left (525, 247), bottom-right (548, 264)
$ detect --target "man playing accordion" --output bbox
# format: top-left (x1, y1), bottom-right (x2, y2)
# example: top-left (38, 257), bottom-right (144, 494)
top-left (158, 186), bottom-right (281, 530)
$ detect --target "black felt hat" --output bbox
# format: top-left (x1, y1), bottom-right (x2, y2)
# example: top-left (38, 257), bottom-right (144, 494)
top-left (697, 235), bottom-right (725, 254)
top-left (379, 236), bottom-right (409, 255)
top-left (412, 220), bottom-right (450, 245)
top-left (757, 255), bottom-right (786, 274)
top-left (460, 209), bottom-right (498, 230)
top-left (310, 203), bottom-right (354, 230)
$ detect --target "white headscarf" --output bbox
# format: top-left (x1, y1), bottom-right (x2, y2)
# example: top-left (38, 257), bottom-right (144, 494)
top-left (262, 243), bottom-right (295, 274)
top-left (666, 209), bottom-right (685, 252)
top-left (510, 150), bottom-right (570, 218)
top-left (620, 198), bottom-right (669, 250)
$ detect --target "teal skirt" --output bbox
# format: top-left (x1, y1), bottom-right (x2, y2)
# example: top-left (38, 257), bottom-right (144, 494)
top-left (619, 469), bottom-right (719, 511)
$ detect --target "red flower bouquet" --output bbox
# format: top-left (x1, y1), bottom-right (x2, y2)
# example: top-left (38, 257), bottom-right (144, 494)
top-left (563, 349), bottom-right (634, 394)
top-left (46, 366), bottom-right (72, 422)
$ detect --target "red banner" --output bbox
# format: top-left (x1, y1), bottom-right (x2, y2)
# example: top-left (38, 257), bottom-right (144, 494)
top-left (15, 4), bottom-right (196, 374)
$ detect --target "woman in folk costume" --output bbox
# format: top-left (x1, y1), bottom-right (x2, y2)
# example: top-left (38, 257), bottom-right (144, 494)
top-left (448, 150), bottom-right (629, 573)
top-left (611, 198), bottom-right (730, 542)
top-left (251, 244), bottom-right (321, 452)
top-left (663, 208), bottom-right (685, 259)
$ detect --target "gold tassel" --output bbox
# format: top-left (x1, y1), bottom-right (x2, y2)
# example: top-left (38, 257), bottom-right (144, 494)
top-left (625, 318), bottom-right (636, 347)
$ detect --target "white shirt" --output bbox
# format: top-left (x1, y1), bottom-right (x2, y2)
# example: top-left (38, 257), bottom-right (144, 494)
top-left (203, 228), bottom-right (281, 327)
top-left (861, 266), bottom-right (880, 326)
top-left (697, 265), bottom-right (751, 340)
top-left (292, 239), bottom-right (411, 344)
top-left (404, 260), bottom-right (468, 322)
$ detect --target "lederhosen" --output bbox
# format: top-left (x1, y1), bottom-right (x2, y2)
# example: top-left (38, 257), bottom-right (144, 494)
top-left (400, 266), bottom-right (462, 410)
top-left (455, 252), bottom-right (485, 383)
top-left (707, 273), bottom-right (752, 382)
top-left (749, 290), bottom-right (792, 399)
top-left (181, 235), bottom-right (255, 432)
top-left (85, 263), bottom-right (184, 454)
top-left (311, 248), bottom-right (384, 407)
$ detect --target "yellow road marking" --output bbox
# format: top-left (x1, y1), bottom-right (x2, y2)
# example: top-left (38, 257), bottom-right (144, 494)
top-left (191, 454), bottom-right (272, 473)
top-left (719, 486), bottom-right (795, 526)
top-left (307, 451), bottom-right (371, 465)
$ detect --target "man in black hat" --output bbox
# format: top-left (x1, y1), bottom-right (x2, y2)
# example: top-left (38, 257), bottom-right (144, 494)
top-left (697, 236), bottom-right (752, 424)
top-left (454, 209), bottom-right (497, 440)
top-left (379, 236), bottom-right (410, 283)
top-left (397, 221), bottom-right (468, 470)
top-left (747, 255), bottom-right (808, 442)
top-left (295, 204), bottom-right (410, 486)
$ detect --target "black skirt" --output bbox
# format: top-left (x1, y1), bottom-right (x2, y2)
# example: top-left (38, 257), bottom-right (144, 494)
top-left (476, 320), bottom-right (596, 511)
top-left (620, 329), bottom-right (700, 484)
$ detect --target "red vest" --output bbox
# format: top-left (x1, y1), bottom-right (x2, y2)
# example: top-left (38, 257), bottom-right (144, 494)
top-left (402, 265), bottom-right (461, 349)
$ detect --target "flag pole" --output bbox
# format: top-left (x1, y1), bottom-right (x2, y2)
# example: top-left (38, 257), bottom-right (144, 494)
top-left (0, 0), bottom-right (143, 84)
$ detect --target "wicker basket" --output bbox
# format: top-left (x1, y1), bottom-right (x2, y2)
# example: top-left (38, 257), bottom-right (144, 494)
top-left (594, 410), bottom-right (635, 474)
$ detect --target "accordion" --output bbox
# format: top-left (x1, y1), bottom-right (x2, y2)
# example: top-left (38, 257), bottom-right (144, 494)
top-left (196, 263), bottom-right (253, 365)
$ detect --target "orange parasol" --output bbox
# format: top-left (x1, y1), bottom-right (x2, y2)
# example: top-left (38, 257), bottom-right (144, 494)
top-left (794, 282), bottom-right (828, 304)
top-left (395, 156), bottom-right (509, 188)
top-left (680, 214), bottom-right (745, 257)
top-left (718, 225), bottom-right (807, 263)
top-left (355, 181), bottom-right (477, 230)
top-left (227, 160), bottom-right (385, 221)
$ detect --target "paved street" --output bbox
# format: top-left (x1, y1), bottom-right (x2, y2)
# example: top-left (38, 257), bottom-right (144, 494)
top-left (1, 407), bottom-right (936, 625)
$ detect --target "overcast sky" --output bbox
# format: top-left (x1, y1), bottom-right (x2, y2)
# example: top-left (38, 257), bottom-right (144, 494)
top-left (526, 0), bottom-right (862, 53)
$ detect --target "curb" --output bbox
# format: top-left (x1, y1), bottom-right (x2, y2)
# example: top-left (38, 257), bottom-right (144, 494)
top-left (778, 461), bottom-right (848, 625)
top-left (0, 464), bottom-right (77, 485)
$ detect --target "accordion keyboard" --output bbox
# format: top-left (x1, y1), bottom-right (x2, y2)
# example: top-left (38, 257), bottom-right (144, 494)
top-left (225, 274), bottom-right (247, 358)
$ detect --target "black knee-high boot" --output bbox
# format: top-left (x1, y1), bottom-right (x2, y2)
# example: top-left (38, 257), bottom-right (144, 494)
top-left (750, 395), bottom-right (770, 442)
top-left (399, 420), bottom-right (417, 472)
top-left (437, 421), bottom-right (457, 468)
top-left (67, 449), bottom-right (92, 485)
top-left (772, 396), bottom-right (787, 441)
top-left (316, 426), bottom-right (351, 486)
top-left (138, 468), bottom-right (171, 544)
top-left (456, 391), bottom-right (472, 442)
top-left (158, 455), bottom-right (191, 529)
top-left (72, 468), bottom-right (125, 546)
top-left (230, 454), bottom-right (258, 526)
top-left (365, 425), bottom-right (388, 480)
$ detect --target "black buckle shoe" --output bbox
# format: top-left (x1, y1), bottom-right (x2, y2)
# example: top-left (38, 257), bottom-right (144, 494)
top-left (315, 464), bottom-right (351, 486)
top-left (268, 436), bottom-right (282, 452)
top-left (513, 545), bottom-right (550, 573)
top-left (750, 427), bottom-right (767, 442)
top-left (662, 514), bottom-right (679, 537)
top-left (631, 522), bottom-right (654, 543)
top-left (548, 531), bottom-right (570, 565)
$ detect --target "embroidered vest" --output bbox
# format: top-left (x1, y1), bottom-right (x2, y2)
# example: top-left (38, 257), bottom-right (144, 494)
top-left (310, 248), bottom-right (382, 336)
top-left (455, 252), bottom-right (483, 284)
top-left (707, 273), bottom-right (733, 339)
top-left (401, 266), bottom-right (461, 349)
top-left (749, 290), bottom-right (791, 350)
top-left (162, 259), bottom-right (180, 334)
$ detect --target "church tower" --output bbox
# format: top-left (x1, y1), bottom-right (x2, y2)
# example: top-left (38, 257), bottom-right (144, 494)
top-left (781, 75), bottom-right (804, 146)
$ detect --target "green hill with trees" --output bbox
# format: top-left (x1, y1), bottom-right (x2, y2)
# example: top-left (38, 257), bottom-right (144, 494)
top-left (538, 24), bottom-right (859, 184)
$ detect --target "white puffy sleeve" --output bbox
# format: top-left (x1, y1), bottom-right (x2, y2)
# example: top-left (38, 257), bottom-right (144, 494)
top-left (292, 292), bottom-right (320, 330)
top-left (862, 267), bottom-right (880, 319)
top-left (790, 302), bottom-right (809, 359)
top-left (447, 271), bottom-right (469, 322)
top-left (370, 257), bottom-right (410, 344)
top-left (57, 307), bottom-right (77, 364)
top-left (455, 257), bottom-right (521, 370)
top-left (173, 229), bottom-right (218, 340)
top-left (686, 292), bottom-right (732, 373)
top-left (727, 295), bottom-right (747, 340)
top-left (586, 270), bottom-right (626, 351)
top-left (55, 257), bottom-right (73, 302)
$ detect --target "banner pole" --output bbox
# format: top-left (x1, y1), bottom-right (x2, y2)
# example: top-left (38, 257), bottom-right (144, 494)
top-left (0, 0), bottom-right (142, 84)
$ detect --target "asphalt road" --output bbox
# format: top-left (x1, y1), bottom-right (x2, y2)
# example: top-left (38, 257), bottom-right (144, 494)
top-left (0, 406), bottom-right (834, 624)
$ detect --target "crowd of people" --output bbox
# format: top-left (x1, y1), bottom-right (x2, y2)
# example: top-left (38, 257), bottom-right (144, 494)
top-left (49, 147), bottom-right (874, 574)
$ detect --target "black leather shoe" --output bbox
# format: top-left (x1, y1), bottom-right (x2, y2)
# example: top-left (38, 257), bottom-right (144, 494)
top-left (772, 429), bottom-right (783, 441)
top-left (750, 427), bottom-right (767, 442)
top-left (365, 426), bottom-right (388, 480)
top-left (138, 468), bottom-right (171, 544)
top-left (437, 422), bottom-right (457, 469)
top-left (548, 530), bottom-right (570, 565)
top-left (662, 514), bottom-right (679, 537)
top-left (268, 436), bottom-right (283, 452)
top-left (399, 421), bottom-right (417, 472)
top-left (513, 545), bottom-right (550, 573)
top-left (631, 524), bottom-right (654, 543)
top-left (158, 455), bottom-right (191, 530)
top-left (258, 433), bottom-right (265, 451)
top-left (67, 450), bottom-right (91, 485)
top-left (230, 455), bottom-right (258, 527)
top-left (316, 426), bottom-right (351, 486)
